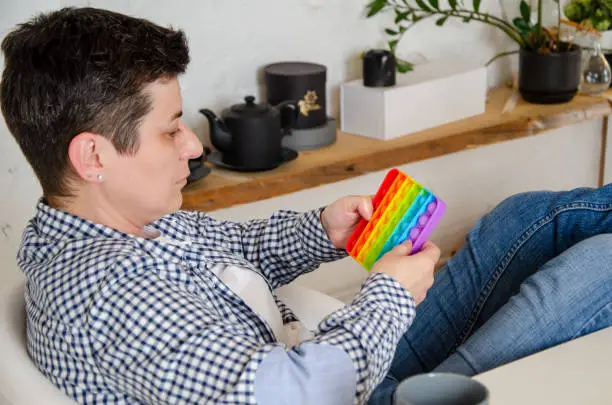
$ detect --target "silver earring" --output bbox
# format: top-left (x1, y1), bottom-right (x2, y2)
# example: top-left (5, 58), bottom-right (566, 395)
top-left (97, 174), bottom-right (103, 181)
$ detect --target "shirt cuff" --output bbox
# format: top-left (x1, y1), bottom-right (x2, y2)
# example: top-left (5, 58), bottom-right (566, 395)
top-left (296, 207), bottom-right (348, 263)
top-left (352, 272), bottom-right (415, 331)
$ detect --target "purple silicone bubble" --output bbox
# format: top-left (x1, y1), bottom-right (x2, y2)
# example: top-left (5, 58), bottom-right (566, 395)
top-left (418, 215), bottom-right (429, 226)
top-left (427, 202), bottom-right (437, 214)
top-left (411, 197), bottom-right (447, 254)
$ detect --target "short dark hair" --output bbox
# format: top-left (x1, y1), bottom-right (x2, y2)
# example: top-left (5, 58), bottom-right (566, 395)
top-left (0, 7), bottom-right (189, 198)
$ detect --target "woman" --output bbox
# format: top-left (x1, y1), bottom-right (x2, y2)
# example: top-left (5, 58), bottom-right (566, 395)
top-left (2, 7), bottom-right (611, 405)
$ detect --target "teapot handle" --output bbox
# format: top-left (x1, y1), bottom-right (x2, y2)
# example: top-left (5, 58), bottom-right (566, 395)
top-left (276, 100), bottom-right (298, 136)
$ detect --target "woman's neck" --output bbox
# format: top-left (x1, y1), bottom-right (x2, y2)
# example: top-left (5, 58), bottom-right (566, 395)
top-left (48, 191), bottom-right (154, 239)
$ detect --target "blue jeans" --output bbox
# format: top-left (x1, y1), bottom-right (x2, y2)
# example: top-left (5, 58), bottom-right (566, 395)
top-left (368, 185), bottom-right (612, 405)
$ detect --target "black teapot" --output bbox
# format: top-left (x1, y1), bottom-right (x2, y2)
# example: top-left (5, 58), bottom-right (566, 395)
top-left (199, 96), bottom-right (297, 170)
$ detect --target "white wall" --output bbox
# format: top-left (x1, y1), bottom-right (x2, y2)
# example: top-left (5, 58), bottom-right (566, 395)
top-left (0, 0), bottom-right (57, 286)
top-left (0, 0), bottom-right (554, 288)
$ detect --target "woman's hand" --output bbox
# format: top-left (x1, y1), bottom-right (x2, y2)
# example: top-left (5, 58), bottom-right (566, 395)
top-left (320, 195), bottom-right (373, 249)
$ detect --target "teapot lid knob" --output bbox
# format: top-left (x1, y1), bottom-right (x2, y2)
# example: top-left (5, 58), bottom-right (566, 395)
top-left (226, 95), bottom-right (270, 117)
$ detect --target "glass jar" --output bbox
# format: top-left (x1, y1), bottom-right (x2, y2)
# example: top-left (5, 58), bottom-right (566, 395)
top-left (581, 36), bottom-right (612, 95)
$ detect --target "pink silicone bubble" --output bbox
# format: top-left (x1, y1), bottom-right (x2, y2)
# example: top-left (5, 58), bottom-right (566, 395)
top-left (418, 215), bottom-right (429, 226)
top-left (427, 202), bottom-right (437, 214)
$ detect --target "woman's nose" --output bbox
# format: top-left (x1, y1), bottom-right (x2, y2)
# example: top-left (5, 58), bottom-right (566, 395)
top-left (179, 123), bottom-right (204, 160)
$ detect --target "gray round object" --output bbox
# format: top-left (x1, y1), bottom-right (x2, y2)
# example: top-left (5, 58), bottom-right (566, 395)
top-left (282, 118), bottom-right (337, 151)
top-left (394, 373), bottom-right (488, 405)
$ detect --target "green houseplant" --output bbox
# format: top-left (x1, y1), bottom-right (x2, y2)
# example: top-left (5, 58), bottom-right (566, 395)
top-left (365, 0), bottom-right (594, 103)
top-left (564, 0), bottom-right (612, 31)
top-left (564, 0), bottom-right (612, 90)
top-left (564, 0), bottom-right (612, 54)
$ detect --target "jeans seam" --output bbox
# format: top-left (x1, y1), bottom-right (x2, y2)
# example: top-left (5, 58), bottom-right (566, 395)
top-left (572, 301), bottom-right (612, 339)
top-left (454, 202), bottom-right (612, 350)
top-left (384, 373), bottom-right (400, 384)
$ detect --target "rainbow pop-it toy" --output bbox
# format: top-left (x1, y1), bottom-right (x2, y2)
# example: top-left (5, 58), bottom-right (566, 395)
top-left (346, 168), bottom-right (446, 270)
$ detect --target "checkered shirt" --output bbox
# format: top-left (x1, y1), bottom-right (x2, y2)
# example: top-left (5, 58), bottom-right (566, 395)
top-left (18, 200), bottom-right (416, 404)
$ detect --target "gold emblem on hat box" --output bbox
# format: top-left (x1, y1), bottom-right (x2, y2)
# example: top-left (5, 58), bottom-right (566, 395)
top-left (298, 90), bottom-right (322, 116)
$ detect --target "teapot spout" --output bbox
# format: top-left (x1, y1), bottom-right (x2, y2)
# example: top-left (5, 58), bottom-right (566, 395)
top-left (199, 108), bottom-right (232, 152)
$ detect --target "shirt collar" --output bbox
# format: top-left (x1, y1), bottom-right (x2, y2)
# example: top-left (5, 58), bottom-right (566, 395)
top-left (34, 198), bottom-right (128, 241)
top-left (33, 199), bottom-right (189, 262)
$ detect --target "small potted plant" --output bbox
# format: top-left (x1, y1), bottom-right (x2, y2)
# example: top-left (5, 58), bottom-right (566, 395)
top-left (366, 0), bottom-right (597, 104)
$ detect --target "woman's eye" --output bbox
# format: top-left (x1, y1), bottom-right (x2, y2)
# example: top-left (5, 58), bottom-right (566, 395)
top-left (168, 129), bottom-right (180, 137)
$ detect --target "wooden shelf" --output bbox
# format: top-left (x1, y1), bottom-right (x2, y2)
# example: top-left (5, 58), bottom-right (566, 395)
top-left (181, 86), bottom-right (612, 212)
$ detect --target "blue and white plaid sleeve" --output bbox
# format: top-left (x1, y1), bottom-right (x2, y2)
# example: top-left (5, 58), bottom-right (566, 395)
top-left (89, 267), bottom-right (415, 405)
top-left (256, 273), bottom-right (417, 404)
top-left (185, 207), bottom-right (347, 288)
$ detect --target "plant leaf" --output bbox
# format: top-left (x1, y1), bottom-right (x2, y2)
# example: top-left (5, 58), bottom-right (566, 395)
top-left (512, 17), bottom-right (531, 32)
top-left (415, 0), bottom-right (433, 12)
top-left (388, 39), bottom-right (399, 51)
top-left (366, 0), bottom-right (388, 17)
top-left (520, 0), bottom-right (531, 22)
top-left (394, 8), bottom-right (402, 23)
top-left (436, 16), bottom-right (449, 25)
top-left (449, 0), bottom-right (457, 9)
top-left (473, 0), bottom-right (481, 12)
top-left (385, 28), bottom-right (399, 35)
top-left (396, 58), bottom-right (414, 73)
top-left (428, 0), bottom-right (440, 9)
top-left (395, 10), bottom-right (410, 23)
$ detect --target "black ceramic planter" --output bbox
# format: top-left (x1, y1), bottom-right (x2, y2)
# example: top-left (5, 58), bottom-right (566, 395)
top-left (518, 46), bottom-right (582, 104)
top-left (362, 49), bottom-right (396, 87)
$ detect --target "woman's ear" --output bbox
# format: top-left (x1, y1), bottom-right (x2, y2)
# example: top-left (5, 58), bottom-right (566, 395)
top-left (67, 133), bottom-right (105, 182)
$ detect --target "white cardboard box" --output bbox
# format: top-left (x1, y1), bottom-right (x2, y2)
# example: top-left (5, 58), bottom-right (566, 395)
top-left (340, 58), bottom-right (488, 140)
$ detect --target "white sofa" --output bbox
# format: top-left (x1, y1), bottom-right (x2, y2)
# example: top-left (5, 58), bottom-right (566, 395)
top-left (0, 277), bottom-right (345, 405)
